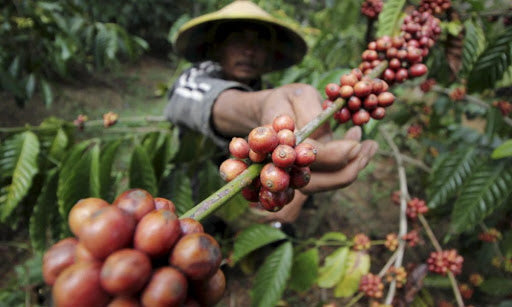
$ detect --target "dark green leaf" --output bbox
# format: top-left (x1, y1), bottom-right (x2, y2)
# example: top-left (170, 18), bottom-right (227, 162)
top-left (480, 278), bottom-right (512, 296)
top-left (461, 19), bottom-right (486, 77)
top-left (214, 193), bottom-right (248, 222)
top-left (29, 169), bottom-right (59, 252)
top-left (99, 140), bottom-right (122, 201)
top-left (318, 247), bottom-right (349, 288)
top-left (41, 78), bottom-right (53, 107)
top-left (25, 74), bottom-right (36, 99)
top-left (0, 131), bottom-right (40, 222)
top-left (151, 132), bottom-right (174, 182)
top-left (251, 241), bottom-right (293, 307)
top-left (319, 232), bottom-right (348, 243)
top-left (452, 161), bottom-right (512, 233)
top-left (233, 224), bottom-right (287, 263)
top-left (197, 160), bottom-right (222, 202)
top-left (376, 0), bottom-right (406, 38)
top-left (289, 248), bottom-right (319, 292)
top-left (427, 148), bottom-right (478, 209)
top-left (129, 145), bottom-right (157, 196)
top-left (492, 139), bottom-right (512, 159)
top-left (167, 169), bottom-right (194, 216)
top-left (467, 27), bottom-right (512, 92)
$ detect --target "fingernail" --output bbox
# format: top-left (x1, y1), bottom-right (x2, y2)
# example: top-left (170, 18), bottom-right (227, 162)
top-left (359, 156), bottom-right (369, 168)
top-left (348, 143), bottom-right (362, 160)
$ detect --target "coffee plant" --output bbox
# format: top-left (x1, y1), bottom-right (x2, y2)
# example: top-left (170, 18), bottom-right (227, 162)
top-left (1, 0), bottom-right (512, 306)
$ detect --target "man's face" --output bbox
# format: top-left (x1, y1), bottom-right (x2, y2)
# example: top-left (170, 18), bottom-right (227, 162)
top-left (218, 28), bottom-right (269, 84)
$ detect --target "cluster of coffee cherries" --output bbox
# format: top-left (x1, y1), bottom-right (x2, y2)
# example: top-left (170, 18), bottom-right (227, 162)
top-left (352, 233), bottom-right (372, 251)
top-left (403, 229), bottom-right (421, 247)
top-left (361, 0), bottom-right (383, 19)
top-left (102, 111), bottom-right (119, 128)
top-left (73, 114), bottom-right (88, 131)
top-left (427, 249), bottom-right (464, 275)
top-left (359, 273), bottom-right (384, 298)
top-left (220, 115), bottom-right (315, 212)
top-left (418, 0), bottom-right (451, 15)
top-left (324, 68), bottom-right (395, 125)
top-left (449, 86), bottom-right (466, 101)
top-left (493, 100), bottom-right (512, 116)
top-left (385, 233), bottom-right (398, 251)
top-left (420, 78), bottom-right (436, 92)
top-left (385, 266), bottom-right (407, 288)
top-left (406, 197), bottom-right (429, 219)
top-left (42, 188), bottom-right (225, 307)
top-left (478, 228), bottom-right (502, 242)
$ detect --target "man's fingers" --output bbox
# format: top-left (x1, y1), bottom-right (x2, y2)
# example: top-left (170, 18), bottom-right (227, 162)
top-left (305, 138), bottom-right (362, 171)
top-left (344, 126), bottom-right (362, 141)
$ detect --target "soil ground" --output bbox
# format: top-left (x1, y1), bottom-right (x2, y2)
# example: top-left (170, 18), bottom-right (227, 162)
top-left (0, 56), bottom-right (432, 307)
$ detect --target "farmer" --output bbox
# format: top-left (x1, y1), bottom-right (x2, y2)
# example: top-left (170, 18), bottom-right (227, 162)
top-left (165, 0), bottom-right (378, 223)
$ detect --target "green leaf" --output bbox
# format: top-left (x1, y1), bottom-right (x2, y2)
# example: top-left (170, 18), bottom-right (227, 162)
top-left (129, 145), bottom-right (157, 196)
top-left (57, 142), bottom-right (100, 221)
top-left (151, 132), bottom-right (174, 182)
top-left (492, 139), bottom-right (512, 159)
top-left (427, 148), bottom-right (478, 209)
top-left (40, 78), bottom-right (53, 107)
top-left (251, 241), bottom-right (293, 307)
top-left (99, 140), bottom-right (122, 201)
top-left (289, 248), bottom-right (319, 292)
top-left (467, 27), bottom-right (512, 92)
top-left (47, 128), bottom-right (69, 163)
top-left (167, 169), bottom-right (194, 216)
top-left (215, 193), bottom-right (248, 222)
top-left (198, 160), bottom-right (223, 202)
top-left (452, 160), bottom-right (512, 233)
top-left (233, 224), bottom-right (287, 263)
top-left (29, 169), bottom-right (59, 252)
top-left (376, 0), bottom-right (406, 38)
top-left (334, 251), bottom-right (371, 298)
top-left (318, 247), bottom-right (349, 288)
top-left (25, 74), bottom-right (36, 99)
top-left (0, 131), bottom-right (40, 222)
top-left (319, 232), bottom-right (347, 243)
top-left (461, 19), bottom-right (486, 77)
top-left (480, 278), bottom-right (512, 296)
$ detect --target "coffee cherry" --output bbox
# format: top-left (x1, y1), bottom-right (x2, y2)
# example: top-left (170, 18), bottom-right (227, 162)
top-left (388, 58), bottom-right (401, 70)
top-left (100, 249), bottom-right (152, 295)
top-left (249, 149), bottom-right (267, 163)
top-left (74, 242), bottom-right (98, 263)
top-left (289, 166), bottom-right (311, 189)
top-left (409, 63), bottom-right (428, 77)
top-left (352, 233), bottom-right (371, 251)
top-left (359, 273), bottom-right (384, 298)
top-left (370, 107), bottom-right (386, 120)
top-left (353, 81), bottom-right (372, 97)
top-left (219, 158), bottom-right (247, 182)
top-left (340, 73), bottom-right (358, 87)
top-left (352, 109), bottom-right (370, 125)
top-left (107, 297), bottom-right (141, 307)
top-left (325, 83), bottom-right (341, 100)
top-left (272, 114), bottom-right (295, 132)
top-left (260, 163), bottom-right (290, 192)
top-left (43, 238), bottom-right (78, 286)
top-left (383, 68), bottom-right (396, 83)
top-left (363, 94), bottom-right (379, 110)
top-left (179, 218), bottom-right (205, 236)
top-left (377, 92), bottom-right (395, 107)
top-left (248, 126), bottom-right (278, 154)
top-left (334, 107), bottom-right (352, 124)
top-left (141, 267), bottom-right (188, 307)
top-left (170, 233), bottom-right (222, 280)
top-left (277, 129), bottom-right (296, 147)
top-left (68, 198), bottom-right (109, 237)
top-left (427, 249), bottom-right (464, 275)
top-left (385, 233), bottom-right (398, 251)
top-left (339, 85), bottom-right (354, 99)
top-left (241, 177), bottom-right (261, 202)
top-left (395, 68), bottom-right (409, 83)
top-left (258, 187), bottom-right (294, 211)
top-left (371, 79), bottom-right (388, 94)
top-left (154, 197), bottom-right (176, 212)
top-left (113, 188), bottom-right (155, 222)
top-left (406, 197), bottom-right (429, 219)
top-left (294, 143), bottom-right (317, 166)
top-left (229, 137), bottom-right (250, 159)
top-left (351, 68), bottom-right (363, 80)
top-left (134, 209), bottom-right (181, 257)
top-left (191, 269), bottom-right (226, 306)
top-left (322, 99), bottom-right (334, 110)
top-left (271, 144), bottom-right (297, 168)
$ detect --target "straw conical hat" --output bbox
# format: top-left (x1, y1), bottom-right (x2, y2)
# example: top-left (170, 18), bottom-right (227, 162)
top-left (173, 0), bottom-right (308, 71)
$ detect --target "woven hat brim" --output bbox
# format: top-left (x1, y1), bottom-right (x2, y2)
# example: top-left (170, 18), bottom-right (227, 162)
top-left (174, 13), bottom-right (308, 72)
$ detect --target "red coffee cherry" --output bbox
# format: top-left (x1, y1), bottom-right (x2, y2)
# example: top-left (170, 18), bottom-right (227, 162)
top-left (74, 242), bottom-right (98, 263)
top-left (113, 188), bottom-right (155, 222)
top-left (179, 217), bottom-right (205, 236)
top-left (107, 296), bottom-right (141, 307)
top-left (325, 83), bottom-right (341, 100)
top-left (248, 126), bottom-right (279, 154)
top-left (339, 85), bottom-right (354, 99)
top-left (386, 47), bottom-right (398, 58)
top-left (191, 269), bottom-right (226, 307)
top-left (370, 107), bottom-right (386, 120)
top-left (52, 262), bottom-right (110, 307)
top-left (359, 273), bottom-right (384, 298)
top-left (134, 209), bottom-right (181, 257)
top-left (352, 109), bottom-right (371, 125)
top-left (272, 114), bottom-right (295, 132)
top-left (43, 238), bottom-right (78, 286)
top-left (249, 149), bottom-right (267, 163)
top-left (383, 69), bottom-right (396, 83)
top-left (154, 197), bottom-right (176, 212)
top-left (100, 248), bottom-right (152, 296)
top-left (258, 187), bottom-right (294, 211)
top-left (347, 96), bottom-right (362, 111)
top-left (363, 94), bottom-right (379, 110)
top-left (277, 129), bottom-right (296, 147)
top-left (219, 158), bottom-right (248, 182)
top-left (294, 143), bottom-right (317, 167)
top-left (351, 68), bottom-right (363, 80)
top-left (340, 73), bottom-right (358, 87)
top-left (241, 177), bottom-right (261, 202)
top-left (229, 137), bottom-right (250, 159)
top-left (334, 107), bottom-right (352, 123)
top-left (260, 162), bottom-right (290, 192)
top-left (170, 233), bottom-right (222, 280)
top-left (80, 206), bottom-right (135, 260)
top-left (395, 68), bottom-right (409, 83)
top-left (353, 81), bottom-right (373, 97)
top-left (68, 198), bottom-right (109, 237)
top-left (409, 63), bottom-right (428, 77)
top-left (271, 144), bottom-right (297, 168)
top-left (141, 267), bottom-right (188, 307)
top-left (378, 92), bottom-right (395, 107)
top-left (322, 99), bottom-right (334, 110)
top-left (289, 165), bottom-right (311, 189)
top-left (372, 79), bottom-right (389, 94)
top-left (388, 58), bottom-right (401, 70)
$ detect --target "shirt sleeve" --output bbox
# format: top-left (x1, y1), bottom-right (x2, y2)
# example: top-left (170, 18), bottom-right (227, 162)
top-left (164, 62), bottom-right (252, 147)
